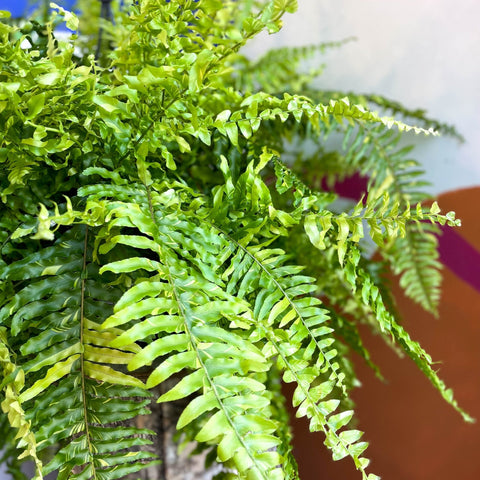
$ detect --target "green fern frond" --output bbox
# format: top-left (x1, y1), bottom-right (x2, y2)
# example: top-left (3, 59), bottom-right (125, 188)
top-left (112, 89), bottom-right (438, 179)
top-left (72, 162), bottom-right (380, 478)
top-left (304, 192), bottom-right (458, 263)
top-left (339, 123), bottom-right (455, 313)
top-left (78, 182), bottom-right (284, 479)
top-left (0, 329), bottom-right (43, 480)
top-left (236, 94), bottom-right (437, 140)
top-left (0, 1), bottom-right (472, 478)
top-left (203, 161), bottom-right (379, 478)
top-left (315, 90), bottom-right (464, 141)
top-left (217, 232), bottom-right (376, 479)
top-left (0, 228), bottom-right (160, 479)
top-left (233, 38), bottom-right (355, 92)
top-left (385, 222), bottom-right (442, 313)
top-left (342, 246), bottom-right (473, 423)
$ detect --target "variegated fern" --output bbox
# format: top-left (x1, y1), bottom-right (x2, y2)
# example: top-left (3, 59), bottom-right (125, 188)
top-left (0, 1), bottom-right (472, 479)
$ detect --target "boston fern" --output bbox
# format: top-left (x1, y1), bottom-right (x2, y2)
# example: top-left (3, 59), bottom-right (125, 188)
top-left (0, 1), bottom-right (473, 479)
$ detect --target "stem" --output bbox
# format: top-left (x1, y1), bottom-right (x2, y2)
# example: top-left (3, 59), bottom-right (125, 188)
top-left (79, 225), bottom-right (98, 480)
top-left (42, 0), bottom-right (49, 24)
top-left (95, 0), bottom-right (113, 63)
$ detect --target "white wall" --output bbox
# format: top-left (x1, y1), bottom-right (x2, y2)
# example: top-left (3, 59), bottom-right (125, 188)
top-left (244, 0), bottom-right (480, 195)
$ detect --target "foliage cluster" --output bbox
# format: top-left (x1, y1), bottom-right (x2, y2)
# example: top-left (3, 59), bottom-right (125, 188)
top-left (0, 1), bottom-right (472, 479)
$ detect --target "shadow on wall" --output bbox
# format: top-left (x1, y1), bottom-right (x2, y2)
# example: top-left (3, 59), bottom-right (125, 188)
top-left (285, 186), bottom-right (480, 480)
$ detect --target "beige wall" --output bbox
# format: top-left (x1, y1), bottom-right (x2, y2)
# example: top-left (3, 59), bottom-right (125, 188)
top-left (244, 0), bottom-right (480, 195)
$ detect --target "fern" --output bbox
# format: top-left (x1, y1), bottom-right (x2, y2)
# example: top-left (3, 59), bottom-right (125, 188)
top-left (0, 228), bottom-right (160, 479)
top-left (316, 90), bottom-right (464, 141)
top-left (0, 1), bottom-right (473, 479)
top-left (234, 38), bottom-right (355, 93)
top-left (339, 124), bottom-right (446, 313)
top-left (78, 180), bottom-right (286, 479)
top-left (0, 329), bottom-right (43, 480)
top-left (341, 246), bottom-right (472, 422)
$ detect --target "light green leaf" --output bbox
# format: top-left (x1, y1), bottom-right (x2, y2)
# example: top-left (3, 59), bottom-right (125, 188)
top-left (128, 334), bottom-right (190, 370)
top-left (19, 355), bottom-right (79, 403)
top-left (36, 72), bottom-right (61, 86)
top-left (27, 93), bottom-right (46, 120)
top-left (100, 257), bottom-right (163, 275)
top-left (189, 49), bottom-right (215, 93)
top-left (177, 391), bottom-right (218, 429)
top-left (157, 370), bottom-right (204, 402)
top-left (225, 123), bottom-right (239, 146)
top-left (195, 410), bottom-right (229, 442)
top-left (93, 95), bottom-right (127, 114)
top-left (103, 297), bottom-right (176, 329)
top-left (217, 431), bottom-right (242, 462)
top-left (84, 363), bottom-right (144, 388)
top-left (147, 351), bottom-right (197, 388)
top-left (50, 3), bottom-right (79, 31)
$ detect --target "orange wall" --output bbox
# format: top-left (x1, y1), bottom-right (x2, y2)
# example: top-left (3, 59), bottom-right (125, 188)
top-left (286, 188), bottom-right (480, 480)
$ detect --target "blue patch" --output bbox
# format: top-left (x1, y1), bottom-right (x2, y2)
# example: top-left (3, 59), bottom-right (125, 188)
top-left (2, 0), bottom-right (76, 19)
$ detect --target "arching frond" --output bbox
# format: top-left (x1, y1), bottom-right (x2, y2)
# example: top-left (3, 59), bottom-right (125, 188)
top-left (233, 38), bottom-right (355, 93)
top-left (74, 181), bottom-right (284, 479)
top-left (0, 228), bottom-right (160, 479)
top-left (339, 123), bottom-right (450, 313)
top-left (314, 90), bottom-right (464, 141)
top-left (342, 246), bottom-right (473, 423)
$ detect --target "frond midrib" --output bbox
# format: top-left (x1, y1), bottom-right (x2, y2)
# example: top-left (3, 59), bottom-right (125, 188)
top-left (143, 184), bottom-right (274, 479)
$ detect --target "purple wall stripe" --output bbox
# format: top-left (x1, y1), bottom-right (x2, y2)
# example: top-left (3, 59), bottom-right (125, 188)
top-left (329, 175), bottom-right (479, 293)
top-left (323, 173), bottom-right (368, 200)
top-left (437, 225), bottom-right (480, 294)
